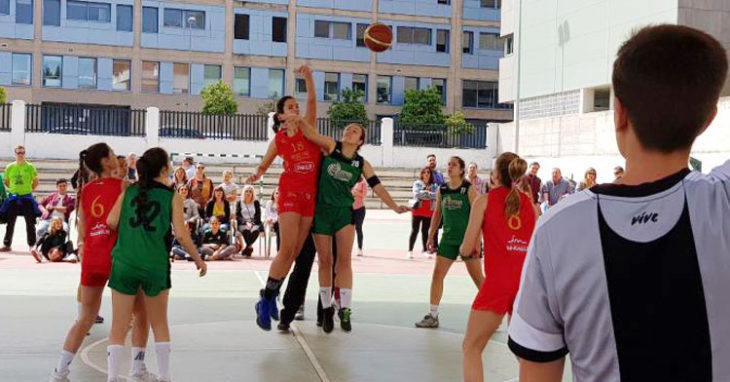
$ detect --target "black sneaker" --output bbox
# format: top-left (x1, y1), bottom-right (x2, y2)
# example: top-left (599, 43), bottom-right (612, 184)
top-left (277, 321), bottom-right (290, 332)
top-left (0, 246), bottom-right (11, 252)
top-left (339, 308), bottom-right (352, 332)
top-left (322, 307), bottom-right (335, 334)
top-left (95, 315), bottom-right (104, 324)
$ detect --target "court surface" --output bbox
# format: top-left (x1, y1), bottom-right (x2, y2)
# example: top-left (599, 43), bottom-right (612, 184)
top-left (0, 210), bottom-right (572, 381)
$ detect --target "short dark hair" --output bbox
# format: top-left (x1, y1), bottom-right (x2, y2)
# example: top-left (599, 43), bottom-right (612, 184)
top-left (116, 155), bottom-right (125, 160)
top-left (427, 154), bottom-right (436, 160)
top-left (530, 162), bottom-right (540, 167)
top-left (613, 25), bottom-right (728, 153)
top-left (56, 178), bottom-right (68, 186)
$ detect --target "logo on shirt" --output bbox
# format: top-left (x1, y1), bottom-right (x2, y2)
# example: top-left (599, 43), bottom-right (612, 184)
top-left (294, 162), bottom-right (315, 174)
top-left (506, 235), bottom-right (529, 253)
top-left (442, 196), bottom-right (463, 210)
top-left (89, 223), bottom-right (111, 237)
top-left (327, 163), bottom-right (353, 182)
top-left (351, 160), bottom-right (360, 168)
top-left (631, 211), bottom-right (659, 226)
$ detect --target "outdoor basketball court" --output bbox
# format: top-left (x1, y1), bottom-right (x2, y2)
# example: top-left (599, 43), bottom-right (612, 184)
top-left (0, 210), bottom-right (572, 381)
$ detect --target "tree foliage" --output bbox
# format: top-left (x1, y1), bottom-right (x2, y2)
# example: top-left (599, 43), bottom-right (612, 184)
top-left (0, 86), bottom-right (6, 104)
top-left (328, 88), bottom-right (368, 128)
top-left (398, 87), bottom-right (446, 127)
top-left (446, 111), bottom-right (475, 136)
top-left (201, 81), bottom-right (237, 115)
top-left (256, 98), bottom-right (277, 116)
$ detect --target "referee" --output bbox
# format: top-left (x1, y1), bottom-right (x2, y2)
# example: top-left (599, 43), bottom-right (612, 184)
top-left (508, 25), bottom-right (730, 381)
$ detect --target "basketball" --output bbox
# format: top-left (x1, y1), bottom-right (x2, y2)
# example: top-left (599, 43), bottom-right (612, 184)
top-left (364, 23), bottom-right (393, 53)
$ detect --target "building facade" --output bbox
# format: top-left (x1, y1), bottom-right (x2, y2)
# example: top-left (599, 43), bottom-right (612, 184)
top-left (0, 0), bottom-right (513, 123)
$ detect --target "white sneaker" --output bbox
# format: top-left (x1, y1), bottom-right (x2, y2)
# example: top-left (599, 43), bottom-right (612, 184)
top-left (406, 251), bottom-right (413, 259)
top-left (130, 365), bottom-right (159, 382)
top-left (63, 254), bottom-right (78, 263)
top-left (427, 252), bottom-right (434, 259)
top-left (49, 369), bottom-right (70, 382)
top-left (357, 249), bottom-right (363, 257)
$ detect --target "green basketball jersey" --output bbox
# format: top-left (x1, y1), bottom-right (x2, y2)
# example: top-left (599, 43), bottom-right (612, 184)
top-left (439, 180), bottom-right (472, 245)
top-left (112, 182), bottom-right (174, 271)
top-left (317, 142), bottom-right (364, 208)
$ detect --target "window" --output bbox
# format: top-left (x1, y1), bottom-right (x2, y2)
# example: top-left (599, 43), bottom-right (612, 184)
top-left (11, 53), bottom-right (31, 86)
top-left (397, 26), bottom-right (431, 45)
top-left (376, 75), bottom-right (392, 104)
top-left (268, 69), bottom-right (284, 98)
top-left (594, 89), bottom-right (610, 112)
top-left (438, 0), bottom-right (450, 3)
top-left (479, 32), bottom-right (502, 51)
top-left (294, 78), bottom-right (307, 100)
top-left (356, 23), bottom-right (368, 47)
top-left (67, 0), bottom-right (111, 22)
top-left (324, 72), bottom-right (339, 101)
top-left (314, 20), bottom-right (329, 38)
top-left (432, 78), bottom-right (446, 105)
top-left (436, 29), bottom-right (449, 53)
top-left (142, 61), bottom-right (159, 93)
top-left (142, 7), bottom-right (158, 33)
top-left (234, 14), bottom-right (249, 40)
top-left (43, 0), bottom-right (60, 26)
top-left (112, 59), bottom-right (130, 91)
top-left (16, 0), bottom-right (33, 24)
top-left (481, 0), bottom-right (501, 8)
top-left (462, 80), bottom-right (500, 109)
top-left (352, 74), bottom-right (367, 101)
top-left (78, 57), bottom-right (96, 89)
top-left (233, 67), bottom-right (250, 96)
top-left (0, 0), bottom-right (8, 14)
top-left (272, 17), bottom-right (286, 43)
top-left (463, 31), bottom-right (473, 54)
top-left (42, 55), bottom-right (62, 88)
top-left (116, 4), bottom-right (132, 31)
top-left (203, 64), bottom-right (221, 87)
top-left (504, 34), bottom-right (514, 54)
top-left (404, 77), bottom-right (419, 93)
top-left (164, 9), bottom-right (204, 29)
top-left (173, 63), bottom-right (189, 94)
top-left (314, 21), bottom-right (351, 40)
top-left (333, 22), bottom-right (350, 40)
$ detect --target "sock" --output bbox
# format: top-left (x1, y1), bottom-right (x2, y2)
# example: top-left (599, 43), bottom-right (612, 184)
top-left (319, 287), bottom-right (333, 309)
top-left (55, 350), bottom-right (75, 373)
top-left (106, 345), bottom-right (123, 381)
top-left (430, 304), bottom-right (439, 318)
top-left (263, 277), bottom-right (283, 299)
top-left (340, 288), bottom-right (352, 309)
top-left (155, 342), bottom-right (171, 380)
top-left (130, 347), bottom-right (146, 375)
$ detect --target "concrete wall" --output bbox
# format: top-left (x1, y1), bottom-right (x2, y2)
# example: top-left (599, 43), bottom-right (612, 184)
top-left (42, 0), bottom-right (135, 46)
top-left (0, 0), bottom-right (34, 40)
top-left (233, 8), bottom-right (288, 57)
top-left (461, 25), bottom-right (503, 69)
top-left (376, 19), bottom-right (453, 67)
top-left (295, 13), bottom-right (371, 62)
top-left (298, 0), bottom-right (371, 12)
top-left (140, 0), bottom-right (225, 53)
top-left (678, 0), bottom-right (730, 94)
top-left (379, 0), bottom-right (452, 18)
top-left (463, 0), bottom-right (501, 22)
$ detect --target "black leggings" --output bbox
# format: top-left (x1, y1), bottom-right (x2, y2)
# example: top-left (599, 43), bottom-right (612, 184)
top-left (241, 228), bottom-right (261, 246)
top-left (352, 207), bottom-right (366, 250)
top-left (409, 215), bottom-right (431, 252)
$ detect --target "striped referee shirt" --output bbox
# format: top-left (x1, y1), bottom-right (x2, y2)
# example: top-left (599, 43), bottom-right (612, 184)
top-left (508, 163), bottom-right (730, 381)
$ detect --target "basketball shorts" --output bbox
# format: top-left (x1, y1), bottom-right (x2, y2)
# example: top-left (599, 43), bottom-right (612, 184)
top-left (108, 260), bottom-right (171, 297)
top-left (81, 266), bottom-right (110, 287)
top-left (313, 206), bottom-right (353, 236)
top-left (279, 190), bottom-right (316, 218)
top-left (471, 265), bottom-right (522, 315)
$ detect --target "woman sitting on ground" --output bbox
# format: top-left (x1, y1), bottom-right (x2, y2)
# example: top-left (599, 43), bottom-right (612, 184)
top-left (199, 217), bottom-right (239, 261)
top-left (234, 185), bottom-right (262, 257)
top-left (31, 217), bottom-right (76, 263)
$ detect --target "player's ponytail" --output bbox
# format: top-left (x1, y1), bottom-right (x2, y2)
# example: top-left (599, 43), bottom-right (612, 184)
top-left (134, 147), bottom-right (170, 229)
top-left (75, 143), bottom-right (111, 217)
top-left (272, 96), bottom-right (295, 133)
top-left (496, 152), bottom-right (527, 218)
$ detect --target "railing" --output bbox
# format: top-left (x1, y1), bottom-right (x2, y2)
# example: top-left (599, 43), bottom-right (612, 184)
top-left (0, 103), bottom-right (10, 132)
top-left (393, 122), bottom-right (486, 149)
top-left (25, 103), bottom-right (146, 137)
top-left (159, 111), bottom-right (268, 141)
top-left (316, 119), bottom-right (382, 145)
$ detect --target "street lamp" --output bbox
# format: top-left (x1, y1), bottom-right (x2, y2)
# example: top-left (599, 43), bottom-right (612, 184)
top-left (187, 15), bottom-right (196, 50)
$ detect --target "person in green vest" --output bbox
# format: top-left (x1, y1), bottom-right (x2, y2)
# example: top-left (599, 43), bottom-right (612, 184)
top-left (415, 156), bottom-right (483, 329)
top-left (0, 172), bottom-right (6, 208)
top-left (1, 145), bottom-right (39, 251)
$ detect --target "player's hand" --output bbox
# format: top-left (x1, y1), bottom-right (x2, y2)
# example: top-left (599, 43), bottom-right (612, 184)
top-left (427, 238), bottom-right (436, 253)
top-left (246, 171), bottom-right (261, 184)
top-left (195, 258), bottom-right (207, 277)
top-left (295, 65), bottom-right (312, 78)
top-left (77, 242), bottom-right (84, 257)
top-left (393, 205), bottom-right (410, 214)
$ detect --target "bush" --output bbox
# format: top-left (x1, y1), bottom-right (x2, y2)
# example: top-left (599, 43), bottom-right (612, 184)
top-left (201, 81), bottom-right (237, 115)
top-left (256, 98), bottom-right (277, 116)
top-left (398, 87), bottom-right (446, 128)
top-left (446, 111), bottom-right (475, 136)
top-left (0, 86), bottom-right (6, 104)
top-left (328, 88), bottom-right (368, 129)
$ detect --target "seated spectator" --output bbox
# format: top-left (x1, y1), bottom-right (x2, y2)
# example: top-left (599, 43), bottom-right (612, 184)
top-left (126, 153), bottom-right (138, 183)
top-left (183, 156), bottom-right (196, 181)
top-left (234, 185), bottom-right (262, 257)
top-left (30, 217), bottom-right (76, 263)
top-left (177, 184), bottom-right (202, 228)
top-left (577, 167), bottom-right (598, 191)
top-left (199, 217), bottom-right (239, 261)
top-left (219, 170), bottom-right (239, 204)
top-left (190, 163), bottom-right (214, 216)
top-left (264, 188), bottom-right (280, 251)
top-left (37, 178), bottom-right (74, 237)
top-left (172, 166), bottom-right (188, 191)
top-left (171, 219), bottom-right (201, 261)
top-left (205, 186), bottom-right (231, 231)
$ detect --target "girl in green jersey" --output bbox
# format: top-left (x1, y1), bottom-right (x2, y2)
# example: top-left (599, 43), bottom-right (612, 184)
top-left (106, 148), bottom-right (207, 382)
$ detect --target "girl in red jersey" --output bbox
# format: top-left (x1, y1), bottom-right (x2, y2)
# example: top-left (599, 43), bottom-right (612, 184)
top-left (246, 65), bottom-right (319, 330)
top-left (50, 143), bottom-right (155, 382)
top-left (460, 152), bottom-right (539, 382)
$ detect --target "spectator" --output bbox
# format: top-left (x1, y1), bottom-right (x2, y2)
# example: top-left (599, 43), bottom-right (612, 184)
top-left (190, 163), bottom-right (214, 216)
top-left (234, 185), bottom-right (262, 257)
top-left (408, 167), bottom-right (438, 259)
top-left (614, 165), bottom-right (625, 182)
top-left (264, 188), bottom-right (280, 251)
top-left (525, 162), bottom-right (542, 204)
top-left (199, 217), bottom-right (239, 261)
top-left (177, 184), bottom-right (201, 228)
top-left (37, 179), bottom-right (75, 237)
top-left (30, 217), bottom-right (76, 263)
top-left (172, 166), bottom-right (188, 191)
top-left (126, 153), bottom-right (137, 183)
top-left (219, 170), bottom-right (239, 204)
top-left (539, 167), bottom-right (574, 208)
top-left (0, 170), bottom-right (6, 207)
top-left (467, 162), bottom-right (489, 195)
top-left (113, 155), bottom-right (132, 185)
top-left (351, 178), bottom-right (368, 257)
top-left (1, 145), bottom-right (40, 252)
top-left (577, 167), bottom-right (598, 191)
top-left (205, 186), bottom-right (231, 230)
top-left (170, 223), bottom-right (201, 261)
top-left (183, 156), bottom-right (196, 181)
top-left (427, 154), bottom-right (446, 186)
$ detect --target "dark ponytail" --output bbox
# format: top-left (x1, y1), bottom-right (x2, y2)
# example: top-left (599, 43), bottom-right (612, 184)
top-left (134, 147), bottom-right (170, 230)
top-left (272, 95), bottom-right (295, 133)
top-left (495, 152), bottom-right (527, 218)
top-left (75, 143), bottom-right (111, 217)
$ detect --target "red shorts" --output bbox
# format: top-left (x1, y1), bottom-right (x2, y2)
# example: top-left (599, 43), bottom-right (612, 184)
top-left (279, 189), bottom-right (316, 217)
top-left (471, 266), bottom-right (522, 315)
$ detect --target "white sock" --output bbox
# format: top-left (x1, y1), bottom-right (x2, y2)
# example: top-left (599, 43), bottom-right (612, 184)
top-left (130, 347), bottom-right (146, 375)
top-left (106, 345), bottom-right (123, 381)
top-left (55, 350), bottom-right (75, 373)
top-left (430, 304), bottom-right (439, 318)
top-left (340, 288), bottom-right (352, 309)
top-left (155, 342), bottom-right (171, 380)
top-left (319, 287), bottom-right (333, 309)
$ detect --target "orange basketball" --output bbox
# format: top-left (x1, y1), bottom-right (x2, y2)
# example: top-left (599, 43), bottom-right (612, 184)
top-left (364, 23), bottom-right (393, 53)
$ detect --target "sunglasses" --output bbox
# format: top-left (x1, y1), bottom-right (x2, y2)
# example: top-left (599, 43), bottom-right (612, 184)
top-left (16, 151), bottom-right (25, 155)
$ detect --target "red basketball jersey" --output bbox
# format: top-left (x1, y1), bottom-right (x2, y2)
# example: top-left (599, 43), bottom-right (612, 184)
top-left (275, 127), bottom-right (322, 193)
top-left (482, 187), bottom-right (536, 273)
top-left (81, 177), bottom-right (122, 270)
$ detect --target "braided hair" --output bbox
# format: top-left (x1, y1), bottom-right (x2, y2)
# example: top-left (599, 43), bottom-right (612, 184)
top-left (134, 147), bottom-right (170, 230)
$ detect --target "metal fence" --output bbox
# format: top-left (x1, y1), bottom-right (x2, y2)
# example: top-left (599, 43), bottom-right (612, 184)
top-left (25, 103), bottom-right (146, 136)
top-left (0, 104), bottom-right (10, 131)
top-left (159, 111), bottom-right (268, 141)
top-left (393, 123), bottom-right (486, 149)
top-left (316, 119), bottom-right (382, 145)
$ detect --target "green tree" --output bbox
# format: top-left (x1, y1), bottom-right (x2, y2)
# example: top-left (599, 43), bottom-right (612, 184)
top-left (201, 81), bottom-right (237, 115)
top-left (398, 87), bottom-right (446, 128)
top-left (256, 98), bottom-right (277, 116)
top-left (0, 86), bottom-right (6, 104)
top-left (445, 111), bottom-right (475, 136)
top-left (328, 88), bottom-right (368, 129)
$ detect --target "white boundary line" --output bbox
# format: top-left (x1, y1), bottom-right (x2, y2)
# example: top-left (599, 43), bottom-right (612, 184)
top-left (254, 270), bottom-right (331, 382)
top-left (79, 337), bottom-right (132, 381)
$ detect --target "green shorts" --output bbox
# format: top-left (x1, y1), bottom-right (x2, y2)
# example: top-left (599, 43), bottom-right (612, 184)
top-left (108, 260), bottom-right (171, 297)
top-left (437, 242), bottom-right (477, 261)
top-left (313, 206), bottom-right (353, 236)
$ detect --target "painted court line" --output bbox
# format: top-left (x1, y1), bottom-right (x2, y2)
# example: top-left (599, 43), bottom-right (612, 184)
top-left (254, 270), bottom-right (331, 382)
